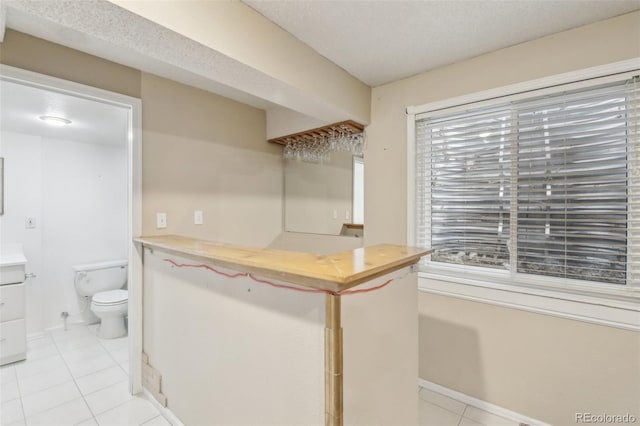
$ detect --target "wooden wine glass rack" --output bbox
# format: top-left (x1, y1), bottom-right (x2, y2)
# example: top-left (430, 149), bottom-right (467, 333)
top-left (267, 120), bottom-right (365, 146)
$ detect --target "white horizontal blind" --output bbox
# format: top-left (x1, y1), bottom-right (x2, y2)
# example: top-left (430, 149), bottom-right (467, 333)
top-left (415, 76), bottom-right (640, 287)
top-left (416, 107), bottom-right (513, 268)
top-left (516, 82), bottom-right (636, 285)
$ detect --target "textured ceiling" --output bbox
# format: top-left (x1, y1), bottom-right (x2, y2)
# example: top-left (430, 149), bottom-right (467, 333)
top-left (245, 0), bottom-right (640, 87)
top-left (3, 0), bottom-right (362, 123)
top-left (3, 0), bottom-right (277, 110)
top-left (1, 80), bottom-right (129, 146)
top-left (3, 0), bottom-right (639, 132)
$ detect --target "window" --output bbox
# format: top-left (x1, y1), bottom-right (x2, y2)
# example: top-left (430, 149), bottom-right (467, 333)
top-left (414, 75), bottom-right (639, 294)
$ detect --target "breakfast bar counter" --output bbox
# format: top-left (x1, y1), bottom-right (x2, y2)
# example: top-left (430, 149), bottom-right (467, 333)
top-left (134, 235), bottom-right (429, 292)
top-left (135, 235), bottom-right (432, 426)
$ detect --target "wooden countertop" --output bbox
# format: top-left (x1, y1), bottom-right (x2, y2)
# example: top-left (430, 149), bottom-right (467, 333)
top-left (135, 235), bottom-right (432, 293)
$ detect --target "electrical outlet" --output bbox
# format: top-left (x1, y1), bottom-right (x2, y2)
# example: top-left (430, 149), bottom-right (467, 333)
top-left (25, 217), bottom-right (36, 229)
top-left (194, 210), bottom-right (203, 225)
top-left (156, 212), bottom-right (167, 229)
top-left (345, 209), bottom-right (350, 221)
top-left (332, 209), bottom-right (338, 220)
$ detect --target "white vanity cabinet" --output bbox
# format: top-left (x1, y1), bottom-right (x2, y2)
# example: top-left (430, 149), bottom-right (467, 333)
top-left (0, 251), bottom-right (27, 366)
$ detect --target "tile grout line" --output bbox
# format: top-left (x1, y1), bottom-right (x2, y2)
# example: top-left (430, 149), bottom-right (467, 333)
top-left (419, 387), bottom-right (499, 426)
top-left (81, 375), bottom-right (129, 399)
top-left (96, 337), bottom-right (128, 375)
top-left (419, 387), bottom-right (469, 421)
top-left (455, 405), bottom-right (465, 426)
top-left (461, 403), bottom-right (469, 420)
top-left (57, 326), bottom-right (123, 382)
top-left (74, 327), bottom-right (127, 425)
top-left (49, 327), bottom-right (98, 426)
top-left (139, 415), bottom-right (165, 426)
top-left (74, 364), bottom-right (122, 381)
top-left (68, 335), bottom-right (162, 424)
top-left (19, 336), bottom-right (71, 423)
top-left (89, 395), bottom-right (138, 421)
top-left (90, 324), bottom-right (130, 377)
top-left (12, 364), bottom-right (28, 426)
top-left (74, 325), bottom-right (135, 424)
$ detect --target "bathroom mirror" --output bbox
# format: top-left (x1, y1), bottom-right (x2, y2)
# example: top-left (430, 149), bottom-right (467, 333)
top-left (284, 152), bottom-right (364, 236)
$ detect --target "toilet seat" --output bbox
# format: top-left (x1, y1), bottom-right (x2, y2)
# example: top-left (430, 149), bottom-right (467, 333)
top-left (92, 289), bottom-right (128, 306)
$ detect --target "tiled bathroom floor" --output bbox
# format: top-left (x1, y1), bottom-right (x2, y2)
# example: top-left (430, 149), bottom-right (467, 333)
top-left (0, 325), bottom-right (169, 426)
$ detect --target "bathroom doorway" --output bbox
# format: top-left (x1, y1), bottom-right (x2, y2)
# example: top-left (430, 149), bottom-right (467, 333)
top-left (0, 65), bottom-right (143, 396)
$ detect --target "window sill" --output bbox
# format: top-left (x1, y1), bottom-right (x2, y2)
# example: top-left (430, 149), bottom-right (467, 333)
top-left (418, 269), bottom-right (640, 331)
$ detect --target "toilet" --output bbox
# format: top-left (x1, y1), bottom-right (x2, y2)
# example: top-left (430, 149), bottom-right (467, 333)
top-left (73, 260), bottom-right (128, 339)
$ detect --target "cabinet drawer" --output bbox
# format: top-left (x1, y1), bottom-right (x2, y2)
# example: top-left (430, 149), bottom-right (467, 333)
top-left (0, 319), bottom-right (26, 365)
top-left (0, 263), bottom-right (26, 285)
top-left (0, 283), bottom-right (25, 322)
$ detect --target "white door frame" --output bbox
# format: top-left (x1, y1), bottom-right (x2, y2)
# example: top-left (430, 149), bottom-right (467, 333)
top-left (0, 64), bottom-right (144, 394)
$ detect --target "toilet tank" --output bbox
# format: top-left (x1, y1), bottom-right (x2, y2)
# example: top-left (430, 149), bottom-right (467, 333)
top-left (73, 260), bottom-right (128, 297)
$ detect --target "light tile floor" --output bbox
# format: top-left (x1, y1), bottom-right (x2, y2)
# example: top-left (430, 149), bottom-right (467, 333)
top-left (0, 325), bottom-right (169, 426)
top-left (3, 324), bottom-right (522, 426)
top-left (419, 387), bottom-right (523, 426)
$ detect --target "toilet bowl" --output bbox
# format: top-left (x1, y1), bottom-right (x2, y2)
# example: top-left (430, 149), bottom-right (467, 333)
top-left (73, 260), bottom-right (128, 339)
top-left (91, 289), bottom-right (128, 339)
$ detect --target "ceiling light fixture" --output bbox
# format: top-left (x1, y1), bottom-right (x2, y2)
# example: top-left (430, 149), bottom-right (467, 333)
top-left (39, 115), bottom-right (72, 126)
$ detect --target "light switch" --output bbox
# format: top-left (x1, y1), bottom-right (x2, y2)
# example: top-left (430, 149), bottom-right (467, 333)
top-left (194, 210), bottom-right (203, 225)
top-left (156, 212), bottom-right (167, 229)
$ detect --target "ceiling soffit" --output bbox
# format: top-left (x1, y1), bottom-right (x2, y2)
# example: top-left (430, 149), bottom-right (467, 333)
top-left (3, 0), bottom-right (369, 125)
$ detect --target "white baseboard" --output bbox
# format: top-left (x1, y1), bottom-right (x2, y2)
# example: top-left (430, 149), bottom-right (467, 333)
top-left (27, 321), bottom-right (97, 340)
top-left (28, 324), bottom-right (70, 340)
top-left (26, 331), bottom-right (47, 340)
top-left (142, 388), bottom-right (184, 426)
top-left (418, 378), bottom-right (551, 426)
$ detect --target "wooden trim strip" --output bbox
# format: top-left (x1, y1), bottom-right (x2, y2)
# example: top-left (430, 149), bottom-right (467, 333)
top-left (343, 223), bottom-right (364, 230)
top-left (268, 120), bottom-right (365, 146)
top-left (325, 294), bottom-right (343, 426)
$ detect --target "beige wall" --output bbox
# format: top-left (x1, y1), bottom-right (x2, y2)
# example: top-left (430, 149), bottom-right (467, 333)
top-left (143, 248), bottom-right (418, 425)
top-left (140, 73), bottom-right (282, 246)
top-left (420, 294), bottom-right (640, 425)
top-left (0, 30), bottom-right (141, 98)
top-left (143, 249), bottom-right (325, 424)
top-left (1, 31), bottom-right (283, 248)
top-left (366, 11), bottom-right (640, 246)
top-left (342, 270), bottom-right (419, 425)
top-left (366, 11), bottom-right (640, 425)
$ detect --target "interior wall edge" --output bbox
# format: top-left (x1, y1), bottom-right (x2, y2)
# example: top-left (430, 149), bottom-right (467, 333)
top-left (0, 29), bottom-right (142, 98)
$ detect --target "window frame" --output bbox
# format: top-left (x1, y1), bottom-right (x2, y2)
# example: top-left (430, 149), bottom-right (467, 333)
top-left (352, 155), bottom-right (364, 225)
top-left (407, 59), bottom-right (640, 330)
